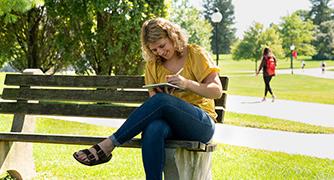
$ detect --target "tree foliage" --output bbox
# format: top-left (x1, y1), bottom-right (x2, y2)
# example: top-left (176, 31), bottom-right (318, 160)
top-left (0, 1), bottom-right (74, 72)
top-left (0, 0), bottom-right (43, 23)
top-left (232, 23), bottom-right (263, 61)
top-left (309, 0), bottom-right (334, 25)
top-left (232, 23), bottom-right (284, 72)
top-left (309, 0), bottom-right (334, 59)
top-left (279, 13), bottom-right (316, 57)
top-left (203, 0), bottom-right (236, 54)
top-left (169, 0), bottom-right (212, 51)
top-left (0, 0), bottom-right (167, 74)
top-left (48, 0), bottom-right (166, 75)
top-left (313, 20), bottom-right (334, 59)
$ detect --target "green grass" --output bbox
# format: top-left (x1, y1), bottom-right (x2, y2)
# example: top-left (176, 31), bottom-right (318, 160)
top-left (227, 74), bottom-right (334, 104)
top-left (31, 118), bottom-right (334, 179)
top-left (212, 57), bottom-right (334, 104)
top-left (1, 115), bottom-right (334, 179)
top-left (213, 144), bottom-right (334, 179)
top-left (219, 54), bottom-right (334, 72)
top-left (225, 112), bottom-right (334, 134)
top-left (1, 57), bottom-right (334, 179)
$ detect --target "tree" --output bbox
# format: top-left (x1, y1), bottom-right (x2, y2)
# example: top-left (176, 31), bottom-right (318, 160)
top-left (203, 0), bottom-right (236, 54)
top-left (52, 0), bottom-right (167, 75)
top-left (309, 0), bottom-right (334, 25)
top-left (313, 20), bottom-right (334, 59)
top-left (169, 0), bottom-right (212, 51)
top-left (0, 0), bottom-right (43, 23)
top-left (0, 0), bottom-right (167, 75)
top-left (309, 0), bottom-right (334, 59)
top-left (232, 23), bottom-right (284, 72)
top-left (279, 13), bottom-right (316, 57)
top-left (0, 1), bottom-right (75, 73)
top-left (259, 25), bottom-right (284, 59)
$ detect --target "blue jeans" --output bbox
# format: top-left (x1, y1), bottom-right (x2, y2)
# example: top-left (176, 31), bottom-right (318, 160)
top-left (109, 93), bottom-right (215, 180)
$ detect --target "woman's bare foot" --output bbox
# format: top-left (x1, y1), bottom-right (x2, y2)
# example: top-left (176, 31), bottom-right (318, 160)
top-left (261, 97), bottom-right (266, 102)
top-left (272, 95), bottom-right (276, 102)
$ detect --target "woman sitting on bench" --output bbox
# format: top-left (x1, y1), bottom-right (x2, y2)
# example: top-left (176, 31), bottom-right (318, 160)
top-left (73, 17), bottom-right (223, 180)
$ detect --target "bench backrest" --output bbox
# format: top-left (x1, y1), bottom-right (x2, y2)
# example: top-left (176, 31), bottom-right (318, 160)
top-left (0, 74), bottom-right (228, 123)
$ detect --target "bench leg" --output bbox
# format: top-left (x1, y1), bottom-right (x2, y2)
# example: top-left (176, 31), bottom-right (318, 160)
top-left (0, 115), bottom-right (36, 179)
top-left (164, 148), bottom-right (179, 180)
top-left (164, 148), bottom-right (212, 180)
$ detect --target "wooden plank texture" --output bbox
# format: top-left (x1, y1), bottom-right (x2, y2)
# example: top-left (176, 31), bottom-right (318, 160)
top-left (2, 88), bottom-right (226, 106)
top-left (2, 88), bottom-right (149, 103)
top-left (4, 74), bottom-right (145, 88)
top-left (0, 132), bottom-right (215, 152)
top-left (4, 74), bottom-right (228, 90)
top-left (0, 102), bottom-right (225, 122)
top-left (0, 102), bottom-right (136, 118)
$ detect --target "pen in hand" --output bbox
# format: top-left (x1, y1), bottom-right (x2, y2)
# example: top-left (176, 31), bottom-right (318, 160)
top-left (166, 68), bottom-right (183, 94)
top-left (175, 68), bottom-right (183, 76)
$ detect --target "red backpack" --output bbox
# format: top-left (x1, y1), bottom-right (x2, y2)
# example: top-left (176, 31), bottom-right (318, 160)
top-left (266, 57), bottom-right (276, 76)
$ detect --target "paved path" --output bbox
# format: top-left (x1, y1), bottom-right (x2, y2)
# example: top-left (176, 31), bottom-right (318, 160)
top-left (36, 68), bottom-right (334, 160)
top-left (214, 124), bottom-right (334, 160)
top-left (42, 95), bottom-right (334, 160)
top-left (226, 95), bottom-right (334, 127)
top-left (277, 66), bottom-right (334, 79)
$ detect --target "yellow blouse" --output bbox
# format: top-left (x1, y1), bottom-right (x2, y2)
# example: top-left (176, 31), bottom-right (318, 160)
top-left (144, 44), bottom-right (220, 121)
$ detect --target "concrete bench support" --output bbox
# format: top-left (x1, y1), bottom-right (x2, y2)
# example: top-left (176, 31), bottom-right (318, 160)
top-left (0, 69), bottom-right (43, 179)
top-left (164, 148), bottom-right (212, 180)
top-left (0, 116), bottom-right (36, 180)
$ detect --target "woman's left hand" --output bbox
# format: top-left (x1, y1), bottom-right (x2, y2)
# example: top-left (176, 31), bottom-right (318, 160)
top-left (166, 74), bottom-right (188, 90)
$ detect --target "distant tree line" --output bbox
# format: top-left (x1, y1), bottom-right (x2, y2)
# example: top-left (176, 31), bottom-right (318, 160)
top-left (0, 0), bottom-right (332, 74)
top-left (232, 0), bottom-right (334, 67)
top-left (0, 0), bottom-right (165, 75)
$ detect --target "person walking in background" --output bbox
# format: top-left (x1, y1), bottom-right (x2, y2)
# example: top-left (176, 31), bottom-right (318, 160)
top-left (301, 60), bottom-right (306, 71)
top-left (256, 47), bottom-right (277, 102)
top-left (321, 61), bottom-right (326, 74)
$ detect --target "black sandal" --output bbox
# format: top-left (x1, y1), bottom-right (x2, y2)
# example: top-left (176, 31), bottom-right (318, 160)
top-left (73, 144), bottom-right (112, 166)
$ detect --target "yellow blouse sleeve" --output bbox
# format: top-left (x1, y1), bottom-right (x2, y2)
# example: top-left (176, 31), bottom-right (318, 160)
top-left (190, 45), bottom-right (220, 82)
top-left (144, 61), bottom-right (156, 85)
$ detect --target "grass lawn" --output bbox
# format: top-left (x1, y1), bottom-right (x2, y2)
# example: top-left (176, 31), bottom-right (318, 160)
top-left (1, 57), bottom-right (333, 179)
top-left (227, 74), bottom-right (334, 104)
top-left (214, 56), bottom-right (334, 105)
top-left (225, 112), bottom-right (334, 134)
top-left (0, 118), bottom-right (327, 179)
top-left (219, 54), bottom-right (334, 72)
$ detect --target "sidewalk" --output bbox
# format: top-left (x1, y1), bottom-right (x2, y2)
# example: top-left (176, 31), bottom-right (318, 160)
top-left (35, 67), bottom-right (334, 160)
top-left (226, 95), bottom-right (334, 127)
top-left (277, 66), bottom-right (334, 79)
top-left (214, 124), bottom-right (334, 160)
top-left (42, 114), bottom-right (334, 159)
top-left (42, 95), bottom-right (334, 160)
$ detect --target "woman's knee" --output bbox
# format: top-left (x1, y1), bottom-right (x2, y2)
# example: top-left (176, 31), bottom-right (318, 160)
top-left (149, 93), bottom-right (174, 105)
top-left (142, 120), bottom-right (171, 143)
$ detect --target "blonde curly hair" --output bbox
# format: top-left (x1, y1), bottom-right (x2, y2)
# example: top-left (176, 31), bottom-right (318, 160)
top-left (140, 18), bottom-right (188, 63)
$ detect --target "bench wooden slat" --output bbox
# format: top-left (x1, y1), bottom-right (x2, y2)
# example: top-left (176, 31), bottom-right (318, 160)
top-left (2, 88), bottom-right (149, 103)
top-left (220, 76), bottom-right (228, 91)
top-left (215, 93), bottom-right (227, 107)
top-left (0, 102), bottom-right (224, 123)
top-left (2, 88), bottom-right (227, 107)
top-left (0, 102), bottom-right (136, 118)
top-left (4, 74), bottom-right (145, 88)
top-left (0, 132), bottom-right (215, 152)
top-left (4, 74), bottom-right (228, 90)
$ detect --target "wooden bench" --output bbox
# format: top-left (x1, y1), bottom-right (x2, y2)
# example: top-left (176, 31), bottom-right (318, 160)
top-left (0, 69), bottom-right (228, 179)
